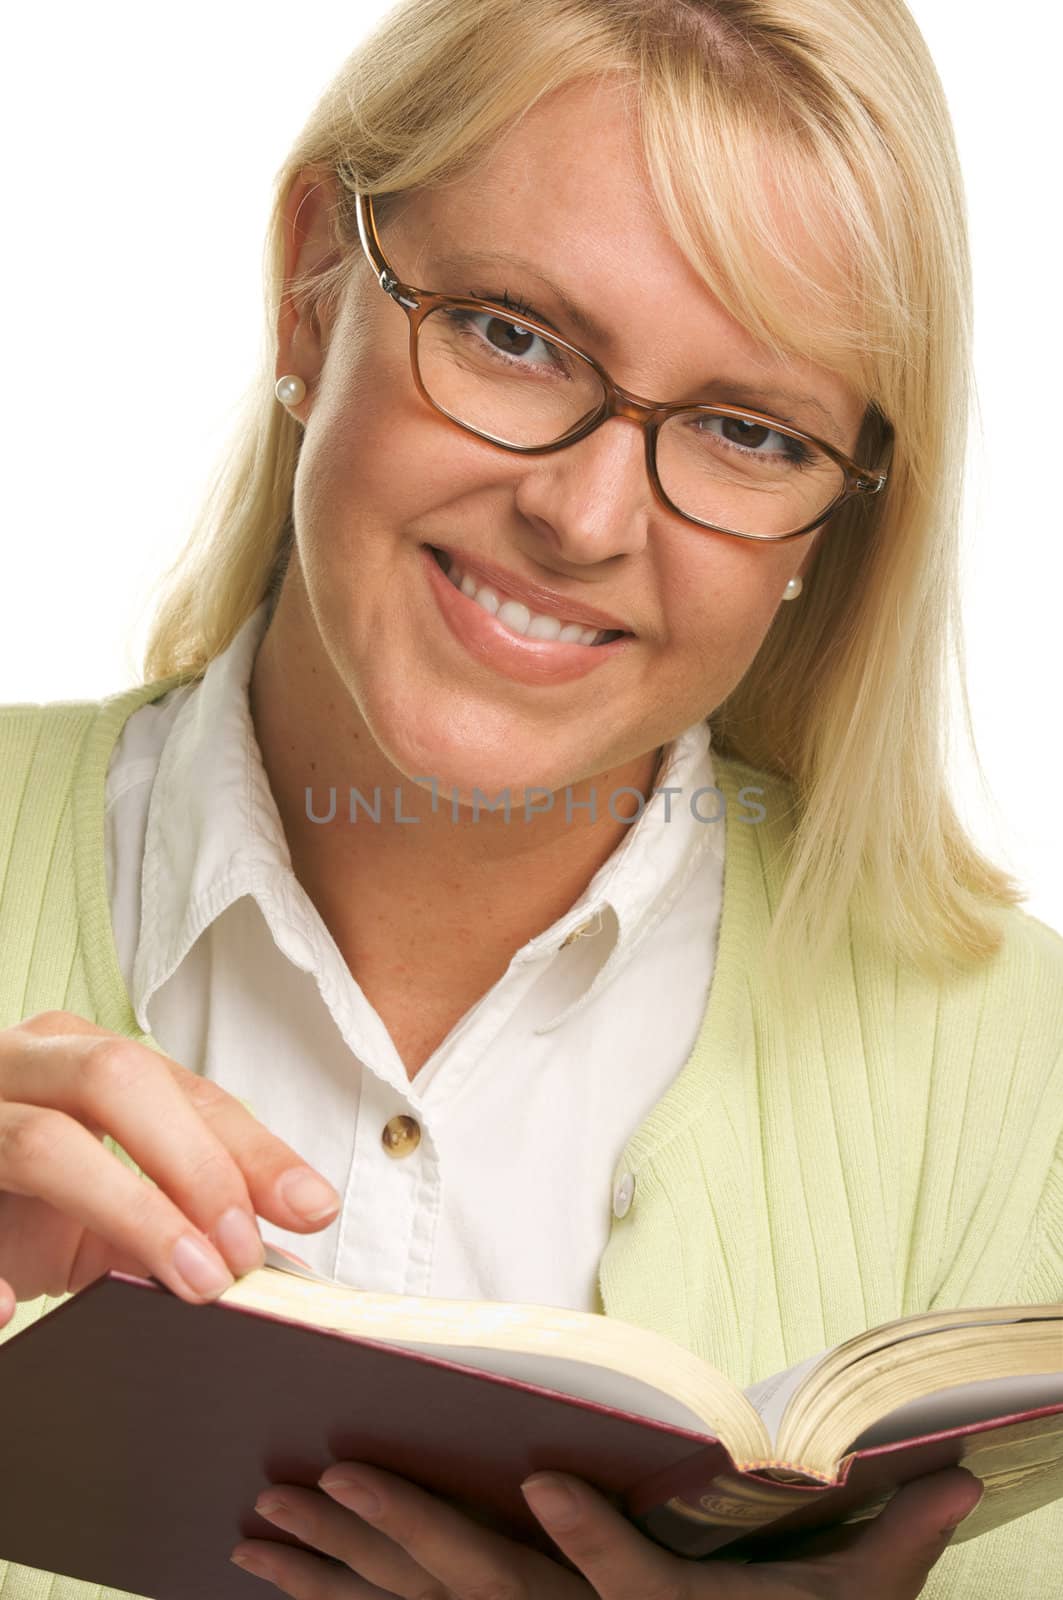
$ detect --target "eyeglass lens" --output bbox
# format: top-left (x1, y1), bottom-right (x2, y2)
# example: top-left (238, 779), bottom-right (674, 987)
top-left (416, 305), bottom-right (846, 538)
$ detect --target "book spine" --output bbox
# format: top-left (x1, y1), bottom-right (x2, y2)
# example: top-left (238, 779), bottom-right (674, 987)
top-left (628, 1465), bottom-right (820, 1558)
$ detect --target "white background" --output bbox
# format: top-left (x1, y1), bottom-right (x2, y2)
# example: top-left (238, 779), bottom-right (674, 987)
top-left (1, 3), bottom-right (1059, 935)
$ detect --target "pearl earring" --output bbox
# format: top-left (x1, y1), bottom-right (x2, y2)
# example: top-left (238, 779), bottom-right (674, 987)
top-left (782, 576), bottom-right (803, 602)
top-left (275, 374), bottom-right (306, 407)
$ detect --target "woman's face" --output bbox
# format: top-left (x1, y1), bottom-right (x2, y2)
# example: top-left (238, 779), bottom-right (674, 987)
top-left (274, 77), bottom-right (865, 804)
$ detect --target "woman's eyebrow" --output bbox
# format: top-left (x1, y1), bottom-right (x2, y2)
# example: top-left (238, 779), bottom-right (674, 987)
top-left (433, 247), bottom-right (842, 440)
top-left (432, 248), bottom-right (609, 344)
top-left (700, 381), bottom-right (842, 442)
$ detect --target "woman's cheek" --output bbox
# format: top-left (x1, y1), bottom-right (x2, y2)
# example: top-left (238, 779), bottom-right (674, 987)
top-left (669, 582), bottom-right (787, 707)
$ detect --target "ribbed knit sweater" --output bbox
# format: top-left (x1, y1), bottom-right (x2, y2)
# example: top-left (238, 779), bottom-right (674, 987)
top-left (0, 682), bottom-right (1061, 1599)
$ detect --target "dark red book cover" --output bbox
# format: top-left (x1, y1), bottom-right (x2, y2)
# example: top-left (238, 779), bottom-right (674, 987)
top-left (1, 1270), bottom-right (1062, 1599)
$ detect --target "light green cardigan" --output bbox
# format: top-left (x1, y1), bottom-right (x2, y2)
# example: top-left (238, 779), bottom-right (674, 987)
top-left (1, 682), bottom-right (1061, 1599)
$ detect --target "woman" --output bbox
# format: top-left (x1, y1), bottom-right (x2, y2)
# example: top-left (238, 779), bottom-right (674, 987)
top-left (0, 1), bottom-right (1059, 1596)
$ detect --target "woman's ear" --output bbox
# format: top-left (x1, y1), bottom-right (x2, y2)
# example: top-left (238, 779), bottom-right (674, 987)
top-left (275, 167), bottom-right (347, 424)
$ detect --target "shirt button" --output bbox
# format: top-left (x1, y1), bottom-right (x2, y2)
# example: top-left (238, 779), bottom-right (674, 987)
top-left (612, 1171), bottom-right (635, 1218)
top-left (381, 1115), bottom-right (421, 1158)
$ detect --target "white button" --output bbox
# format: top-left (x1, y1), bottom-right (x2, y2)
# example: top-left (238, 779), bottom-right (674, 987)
top-left (612, 1171), bottom-right (635, 1218)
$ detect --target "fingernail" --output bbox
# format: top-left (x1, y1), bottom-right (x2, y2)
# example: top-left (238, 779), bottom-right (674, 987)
top-left (172, 1234), bottom-right (234, 1299)
top-left (215, 1206), bottom-right (266, 1277)
top-left (231, 1548), bottom-right (270, 1575)
top-left (319, 1472), bottom-right (382, 1518)
top-left (279, 1168), bottom-right (341, 1221)
top-left (521, 1474), bottom-right (578, 1529)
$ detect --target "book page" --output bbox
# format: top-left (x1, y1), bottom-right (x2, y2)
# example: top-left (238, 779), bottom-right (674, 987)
top-left (263, 1244), bottom-right (328, 1281)
top-left (376, 1341), bottom-right (715, 1432)
top-left (743, 1349), bottom-right (830, 1444)
top-left (738, 1312), bottom-right (1063, 1450)
top-left (843, 1372), bottom-right (1063, 1453)
top-left (742, 1305), bottom-right (1063, 1446)
top-left (251, 1247), bottom-right (734, 1440)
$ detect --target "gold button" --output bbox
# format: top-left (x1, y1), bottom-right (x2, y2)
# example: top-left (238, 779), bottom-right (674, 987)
top-left (381, 1114), bottom-right (421, 1158)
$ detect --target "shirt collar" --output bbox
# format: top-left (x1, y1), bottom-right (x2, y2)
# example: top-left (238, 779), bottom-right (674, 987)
top-left (133, 602), bottom-right (291, 1032)
top-left (525, 716), bottom-right (721, 1031)
top-left (134, 601), bottom-right (720, 1037)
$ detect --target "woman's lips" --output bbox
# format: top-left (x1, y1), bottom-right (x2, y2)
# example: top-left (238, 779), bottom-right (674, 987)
top-left (428, 544), bottom-right (634, 637)
top-left (421, 543), bottom-right (634, 687)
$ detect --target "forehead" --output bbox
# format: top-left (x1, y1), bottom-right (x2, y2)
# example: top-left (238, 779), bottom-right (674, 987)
top-left (403, 79), bottom-right (728, 331)
top-left (388, 76), bottom-right (864, 426)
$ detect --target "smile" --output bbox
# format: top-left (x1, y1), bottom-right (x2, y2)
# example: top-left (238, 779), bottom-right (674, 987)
top-left (432, 548), bottom-right (624, 646)
top-left (421, 544), bottom-right (633, 688)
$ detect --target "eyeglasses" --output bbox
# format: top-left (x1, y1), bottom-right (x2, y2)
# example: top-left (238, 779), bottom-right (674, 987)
top-left (354, 193), bottom-right (894, 543)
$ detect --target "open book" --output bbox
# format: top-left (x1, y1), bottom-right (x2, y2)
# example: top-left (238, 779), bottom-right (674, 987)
top-left (0, 1246), bottom-right (1061, 1598)
top-left (236, 1249), bottom-right (1063, 1551)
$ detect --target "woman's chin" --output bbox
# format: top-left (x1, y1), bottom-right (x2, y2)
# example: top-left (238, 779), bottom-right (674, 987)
top-left (392, 761), bottom-right (571, 816)
top-left (366, 709), bottom-right (569, 806)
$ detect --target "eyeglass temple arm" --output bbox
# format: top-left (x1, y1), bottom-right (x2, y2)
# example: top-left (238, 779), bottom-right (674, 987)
top-left (856, 424), bottom-right (894, 494)
top-left (355, 192), bottom-right (419, 309)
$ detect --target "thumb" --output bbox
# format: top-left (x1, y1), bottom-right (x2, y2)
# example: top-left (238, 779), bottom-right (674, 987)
top-left (832, 1467), bottom-right (984, 1592)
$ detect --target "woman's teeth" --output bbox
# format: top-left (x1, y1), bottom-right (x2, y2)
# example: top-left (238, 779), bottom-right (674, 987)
top-left (433, 549), bottom-right (621, 646)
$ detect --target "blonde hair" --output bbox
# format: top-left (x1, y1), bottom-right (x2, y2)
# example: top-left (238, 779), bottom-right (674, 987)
top-left (141, 0), bottom-right (1023, 994)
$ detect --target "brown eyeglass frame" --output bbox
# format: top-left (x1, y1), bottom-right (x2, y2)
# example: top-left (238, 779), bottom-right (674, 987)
top-left (354, 192), bottom-right (894, 543)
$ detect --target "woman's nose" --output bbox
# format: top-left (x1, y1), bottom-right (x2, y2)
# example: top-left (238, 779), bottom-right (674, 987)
top-left (511, 415), bottom-right (656, 564)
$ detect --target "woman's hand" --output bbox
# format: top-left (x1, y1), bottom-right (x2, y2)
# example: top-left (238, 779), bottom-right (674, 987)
top-left (0, 1010), bottom-right (340, 1322)
top-left (231, 1460), bottom-right (983, 1598)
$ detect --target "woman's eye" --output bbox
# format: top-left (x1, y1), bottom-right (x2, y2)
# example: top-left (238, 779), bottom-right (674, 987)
top-left (469, 312), bottom-right (553, 363)
top-left (705, 417), bottom-right (776, 451)
top-left (481, 315), bottom-right (541, 356)
top-left (438, 305), bottom-right (576, 382)
top-left (692, 414), bottom-right (809, 463)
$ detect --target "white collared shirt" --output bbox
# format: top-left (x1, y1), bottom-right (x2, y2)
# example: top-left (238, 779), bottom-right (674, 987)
top-left (104, 603), bottom-right (725, 1310)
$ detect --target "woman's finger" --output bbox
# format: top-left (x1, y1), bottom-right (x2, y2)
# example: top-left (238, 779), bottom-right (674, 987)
top-left (519, 1472), bottom-right (693, 1600)
top-left (13, 1013), bottom-right (341, 1233)
top-left (0, 1014), bottom-right (340, 1304)
top-left (232, 1536), bottom-right (391, 1597)
top-left (0, 1097), bottom-right (247, 1304)
top-left (161, 1056), bottom-right (344, 1234)
top-left (239, 1481), bottom-right (454, 1598)
top-left (315, 1465), bottom-right (590, 1597)
top-left (823, 1468), bottom-right (983, 1596)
